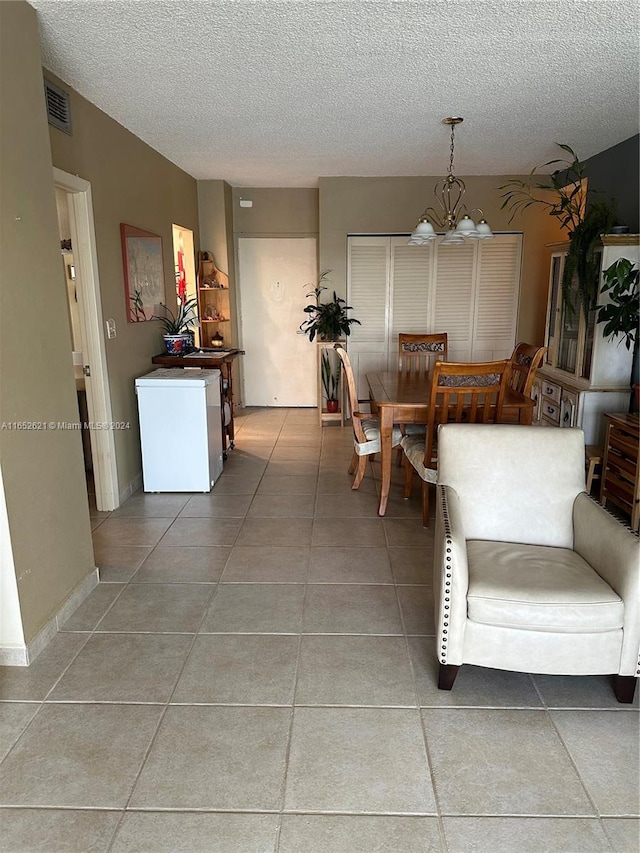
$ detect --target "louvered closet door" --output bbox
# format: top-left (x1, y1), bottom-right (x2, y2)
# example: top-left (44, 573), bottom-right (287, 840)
top-left (471, 234), bottom-right (522, 361)
top-left (347, 237), bottom-right (390, 399)
top-left (433, 242), bottom-right (476, 361)
top-left (389, 237), bottom-right (434, 368)
top-left (346, 233), bottom-right (522, 396)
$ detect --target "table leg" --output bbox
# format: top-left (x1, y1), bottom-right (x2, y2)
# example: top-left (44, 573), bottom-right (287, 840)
top-left (378, 407), bottom-right (394, 516)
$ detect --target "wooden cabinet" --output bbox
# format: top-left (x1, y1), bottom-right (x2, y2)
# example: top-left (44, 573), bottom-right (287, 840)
top-left (346, 234), bottom-right (522, 398)
top-left (600, 413), bottom-right (639, 531)
top-left (534, 235), bottom-right (639, 446)
top-left (197, 252), bottom-right (232, 350)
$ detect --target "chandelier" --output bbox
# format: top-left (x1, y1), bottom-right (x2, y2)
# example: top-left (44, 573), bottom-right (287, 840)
top-left (408, 117), bottom-right (494, 246)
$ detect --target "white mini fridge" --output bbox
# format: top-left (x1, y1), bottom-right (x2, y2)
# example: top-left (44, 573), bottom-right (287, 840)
top-left (135, 368), bottom-right (224, 492)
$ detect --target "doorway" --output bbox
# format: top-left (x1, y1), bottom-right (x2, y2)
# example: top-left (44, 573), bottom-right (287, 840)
top-left (53, 169), bottom-right (118, 511)
top-left (237, 237), bottom-right (317, 407)
top-left (55, 188), bottom-right (93, 484)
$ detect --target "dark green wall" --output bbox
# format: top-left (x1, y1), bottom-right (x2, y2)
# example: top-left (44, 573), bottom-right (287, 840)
top-left (585, 135), bottom-right (639, 232)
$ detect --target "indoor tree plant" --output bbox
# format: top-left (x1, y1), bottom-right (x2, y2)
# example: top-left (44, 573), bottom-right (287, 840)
top-left (500, 143), bottom-right (619, 316)
top-left (596, 257), bottom-right (639, 410)
top-left (299, 270), bottom-right (361, 342)
top-left (153, 296), bottom-right (199, 354)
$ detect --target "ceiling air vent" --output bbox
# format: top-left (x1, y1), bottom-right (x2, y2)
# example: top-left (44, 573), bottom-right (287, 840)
top-left (44, 78), bottom-right (72, 135)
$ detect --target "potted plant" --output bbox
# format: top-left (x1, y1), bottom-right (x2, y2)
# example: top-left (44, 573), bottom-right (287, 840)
top-left (299, 270), bottom-right (361, 342)
top-left (321, 348), bottom-right (340, 412)
top-left (154, 296), bottom-right (199, 354)
top-left (596, 258), bottom-right (639, 410)
top-left (500, 144), bottom-right (619, 315)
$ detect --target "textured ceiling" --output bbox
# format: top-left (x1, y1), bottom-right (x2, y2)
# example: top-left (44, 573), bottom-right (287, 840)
top-left (29, 0), bottom-right (639, 187)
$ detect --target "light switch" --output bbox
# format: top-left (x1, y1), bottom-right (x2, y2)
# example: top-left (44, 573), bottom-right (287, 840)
top-left (106, 318), bottom-right (117, 339)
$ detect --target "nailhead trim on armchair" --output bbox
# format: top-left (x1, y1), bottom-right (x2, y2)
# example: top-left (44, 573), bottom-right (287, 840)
top-left (439, 485), bottom-right (453, 664)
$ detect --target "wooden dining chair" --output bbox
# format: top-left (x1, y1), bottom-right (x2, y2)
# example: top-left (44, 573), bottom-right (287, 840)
top-left (398, 332), bottom-right (448, 379)
top-left (401, 359), bottom-right (510, 526)
top-left (394, 332), bottom-right (448, 464)
top-left (501, 342), bottom-right (546, 423)
top-left (508, 342), bottom-right (547, 395)
top-left (334, 343), bottom-right (403, 490)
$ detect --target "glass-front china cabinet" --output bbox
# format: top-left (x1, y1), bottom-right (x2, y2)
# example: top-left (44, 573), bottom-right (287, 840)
top-left (533, 235), bottom-right (639, 446)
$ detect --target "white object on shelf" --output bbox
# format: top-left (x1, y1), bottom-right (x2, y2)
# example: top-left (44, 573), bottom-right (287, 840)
top-left (135, 368), bottom-right (223, 492)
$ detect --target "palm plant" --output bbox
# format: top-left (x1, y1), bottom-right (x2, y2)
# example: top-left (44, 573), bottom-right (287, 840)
top-left (499, 143), bottom-right (588, 233)
top-left (500, 144), bottom-right (619, 315)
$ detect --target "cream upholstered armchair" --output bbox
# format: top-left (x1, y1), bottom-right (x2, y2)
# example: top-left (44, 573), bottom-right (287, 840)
top-left (434, 424), bottom-right (639, 703)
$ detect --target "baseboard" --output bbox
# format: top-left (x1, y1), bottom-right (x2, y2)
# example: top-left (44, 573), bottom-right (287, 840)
top-left (0, 567), bottom-right (99, 667)
top-left (118, 471), bottom-right (143, 505)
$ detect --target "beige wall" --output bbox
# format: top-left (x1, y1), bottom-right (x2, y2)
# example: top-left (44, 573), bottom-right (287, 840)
top-left (47, 74), bottom-right (200, 494)
top-left (0, 1), bottom-right (95, 643)
top-left (198, 186), bottom-right (319, 401)
top-left (231, 186), bottom-right (319, 342)
top-left (198, 180), bottom-right (237, 346)
top-left (232, 188), bottom-right (319, 236)
top-left (319, 176), bottom-right (564, 345)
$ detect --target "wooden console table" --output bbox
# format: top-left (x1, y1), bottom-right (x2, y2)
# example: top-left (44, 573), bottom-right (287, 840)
top-left (151, 349), bottom-right (244, 454)
top-left (600, 412), bottom-right (639, 531)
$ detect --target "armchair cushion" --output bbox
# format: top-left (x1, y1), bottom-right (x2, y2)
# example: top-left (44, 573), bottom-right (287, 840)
top-left (467, 540), bottom-right (624, 633)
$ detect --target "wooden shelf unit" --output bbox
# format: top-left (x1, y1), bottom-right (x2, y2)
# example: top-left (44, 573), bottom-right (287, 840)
top-left (197, 252), bottom-right (232, 349)
top-left (600, 412), bottom-right (639, 531)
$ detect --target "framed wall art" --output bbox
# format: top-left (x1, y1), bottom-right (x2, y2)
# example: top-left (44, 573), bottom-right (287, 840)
top-left (121, 223), bottom-right (165, 322)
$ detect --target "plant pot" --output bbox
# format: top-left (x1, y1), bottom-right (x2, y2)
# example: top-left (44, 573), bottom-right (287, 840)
top-left (326, 399), bottom-right (339, 413)
top-left (163, 334), bottom-right (191, 355)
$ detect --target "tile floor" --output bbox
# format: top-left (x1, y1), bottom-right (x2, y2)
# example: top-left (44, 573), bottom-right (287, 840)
top-left (0, 407), bottom-right (638, 853)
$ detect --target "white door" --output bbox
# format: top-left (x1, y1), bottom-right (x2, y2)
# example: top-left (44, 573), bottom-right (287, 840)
top-left (238, 237), bottom-right (317, 406)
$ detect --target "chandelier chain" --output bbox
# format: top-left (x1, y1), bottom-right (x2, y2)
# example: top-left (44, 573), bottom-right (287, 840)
top-left (448, 124), bottom-right (456, 176)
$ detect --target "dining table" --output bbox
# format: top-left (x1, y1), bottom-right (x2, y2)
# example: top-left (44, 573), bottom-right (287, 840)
top-left (366, 370), bottom-right (535, 517)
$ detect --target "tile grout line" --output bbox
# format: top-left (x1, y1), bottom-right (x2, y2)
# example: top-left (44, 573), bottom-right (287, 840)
top-left (105, 573), bottom-right (223, 851)
top-left (391, 522), bottom-right (450, 852)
